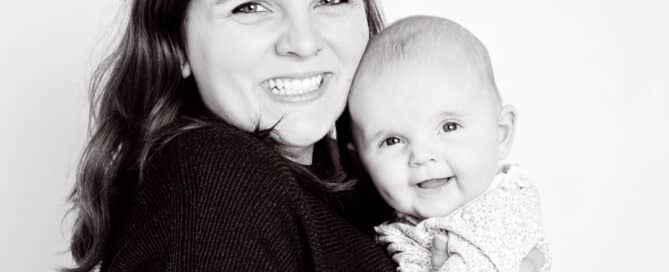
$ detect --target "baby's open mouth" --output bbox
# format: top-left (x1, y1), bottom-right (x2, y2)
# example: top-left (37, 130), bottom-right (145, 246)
top-left (417, 176), bottom-right (454, 189)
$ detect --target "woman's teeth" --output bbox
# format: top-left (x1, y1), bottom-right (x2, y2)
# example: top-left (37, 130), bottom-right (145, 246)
top-left (267, 74), bottom-right (323, 96)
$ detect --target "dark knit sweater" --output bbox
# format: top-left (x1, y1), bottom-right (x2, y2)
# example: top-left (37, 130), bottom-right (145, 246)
top-left (101, 123), bottom-right (395, 271)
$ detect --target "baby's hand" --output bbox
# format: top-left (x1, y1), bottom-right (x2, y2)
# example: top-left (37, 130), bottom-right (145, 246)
top-left (429, 233), bottom-right (449, 272)
top-left (376, 223), bottom-right (433, 271)
top-left (520, 247), bottom-right (546, 272)
top-left (396, 213), bottom-right (421, 225)
top-left (430, 236), bottom-right (544, 272)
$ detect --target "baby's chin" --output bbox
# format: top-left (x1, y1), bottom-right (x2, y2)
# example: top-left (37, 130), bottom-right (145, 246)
top-left (405, 194), bottom-right (470, 220)
top-left (420, 210), bottom-right (455, 221)
top-left (407, 205), bottom-right (461, 222)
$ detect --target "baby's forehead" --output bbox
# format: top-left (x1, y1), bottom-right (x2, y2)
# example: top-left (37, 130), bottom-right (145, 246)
top-left (354, 17), bottom-right (500, 104)
top-left (362, 17), bottom-right (489, 69)
top-left (353, 63), bottom-right (495, 112)
top-left (355, 56), bottom-right (495, 104)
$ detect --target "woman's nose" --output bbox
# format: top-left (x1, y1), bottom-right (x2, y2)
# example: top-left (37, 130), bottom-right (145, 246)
top-left (275, 16), bottom-right (323, 58)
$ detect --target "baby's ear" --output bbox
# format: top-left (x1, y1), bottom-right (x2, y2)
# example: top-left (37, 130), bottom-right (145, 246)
top-left (497, 105), bottom-right (517, 159)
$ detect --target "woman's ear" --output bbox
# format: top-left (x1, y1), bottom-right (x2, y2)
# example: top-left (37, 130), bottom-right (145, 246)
top-left (181, 61), bottom-right (191, 78)
top-left (497, 104), bottom-right (517, 160)
top-left (178, 49), bottom-right (191, 78)
top-left (346, 142), bottom-right (357, 153)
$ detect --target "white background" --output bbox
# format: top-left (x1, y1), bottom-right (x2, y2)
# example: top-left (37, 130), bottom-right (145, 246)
top-left (2, 0), bottom-right (668, 271)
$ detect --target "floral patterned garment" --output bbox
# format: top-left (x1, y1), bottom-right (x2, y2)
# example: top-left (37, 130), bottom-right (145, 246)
top-left (375, 164), bottom-right (551, 272)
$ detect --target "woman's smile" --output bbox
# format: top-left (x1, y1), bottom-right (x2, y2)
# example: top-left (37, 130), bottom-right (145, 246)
top-left (262, 72), bottom-right (333, 102)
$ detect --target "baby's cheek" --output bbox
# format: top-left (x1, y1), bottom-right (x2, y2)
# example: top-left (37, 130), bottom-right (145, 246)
top-left (369, 171), bottom-right (399, 202)
top-left (375, 185), bottom-right (401, 209)
top-left (367, 156), bottom-right (412, 207)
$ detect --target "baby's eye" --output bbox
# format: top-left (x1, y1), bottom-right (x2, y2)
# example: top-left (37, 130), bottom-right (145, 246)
top-left (232, 2), bottom-right (268, 14)
top-left (318, 0), bottom-right (348, 6)
top-left (442, 122), bottom-right (461, 133)
top-left (380, 136), bottom-right (403, 147)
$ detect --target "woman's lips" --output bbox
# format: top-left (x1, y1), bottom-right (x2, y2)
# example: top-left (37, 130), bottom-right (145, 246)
top-left (417, 176), bottom-right (454, 189)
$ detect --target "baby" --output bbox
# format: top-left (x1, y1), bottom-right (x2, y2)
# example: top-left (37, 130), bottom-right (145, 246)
top-left (348, 16), bottom-right (551, 272)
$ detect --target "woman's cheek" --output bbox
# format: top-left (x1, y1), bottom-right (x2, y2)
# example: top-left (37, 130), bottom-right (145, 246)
top-left (320, 7), bottom-right (369, 68)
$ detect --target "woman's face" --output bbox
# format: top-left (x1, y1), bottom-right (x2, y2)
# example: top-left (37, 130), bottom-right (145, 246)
top-left (184, 0), bottom-right (369, 162)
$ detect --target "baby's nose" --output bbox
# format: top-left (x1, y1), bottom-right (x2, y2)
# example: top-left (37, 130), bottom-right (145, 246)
top-left (408, 144), bottom-right (439, 168)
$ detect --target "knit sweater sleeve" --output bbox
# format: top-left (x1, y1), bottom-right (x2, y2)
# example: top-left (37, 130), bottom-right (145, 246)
top-left (103, 126), bottom-right (304, 271)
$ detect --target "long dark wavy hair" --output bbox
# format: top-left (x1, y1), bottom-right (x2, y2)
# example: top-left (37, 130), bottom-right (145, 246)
top-left (64, 0), bottom-right (384, 271)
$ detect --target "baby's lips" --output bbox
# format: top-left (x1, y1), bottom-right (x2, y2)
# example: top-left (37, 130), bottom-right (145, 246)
top-left (416, 177), bottom-right (453, 189)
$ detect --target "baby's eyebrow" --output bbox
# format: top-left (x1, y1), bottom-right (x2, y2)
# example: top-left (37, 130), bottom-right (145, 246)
top-left (365, 129), bottom-right (393, 145)
top-left (438, 111), bottom-right (465, 118)
top-left (434, 111), bottom-right (470, 122)
top-left (370, 130), bottom-right (386, 140)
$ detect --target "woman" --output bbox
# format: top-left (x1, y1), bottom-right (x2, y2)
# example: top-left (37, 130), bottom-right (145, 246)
top-left (65, 0), bottom-right (543, 271)
top-left (67, 0), bottom-right (394, 271)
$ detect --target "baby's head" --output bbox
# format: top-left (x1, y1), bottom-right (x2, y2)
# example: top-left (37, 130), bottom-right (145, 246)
top-left (348, 16), bottom-right (516, 220)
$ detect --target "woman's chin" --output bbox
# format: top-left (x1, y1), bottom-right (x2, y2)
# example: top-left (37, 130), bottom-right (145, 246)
top-left (269, 124), bottom-right (330, 162)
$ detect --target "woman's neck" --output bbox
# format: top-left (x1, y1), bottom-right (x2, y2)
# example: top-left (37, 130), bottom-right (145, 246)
top-left (280, 145), bottom-right (314, 165)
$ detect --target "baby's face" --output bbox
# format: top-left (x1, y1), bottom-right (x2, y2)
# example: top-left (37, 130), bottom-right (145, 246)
top-left (350, 61), bottom-right (506, 220)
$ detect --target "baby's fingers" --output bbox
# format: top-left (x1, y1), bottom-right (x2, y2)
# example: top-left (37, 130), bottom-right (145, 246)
top-left (430, 233), bottom-right (449, 272)
top-left (376, 234), bottom-right (394, 245)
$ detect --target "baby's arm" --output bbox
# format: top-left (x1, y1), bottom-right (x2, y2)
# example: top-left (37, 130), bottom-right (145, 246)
top-left (380, 228), bottom-right (546, 272)
top-left (431, 243), bottom-right (546, 272)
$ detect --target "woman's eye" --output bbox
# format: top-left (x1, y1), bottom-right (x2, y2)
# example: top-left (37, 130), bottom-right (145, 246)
top-left (442, 122), bottom-right (460, 132)
top-left (381, 137), bottom-right (403, 147)
top-left (232, 2), bottom-right (267, 14)
top-left (318, 0), bottom-right (348, 6)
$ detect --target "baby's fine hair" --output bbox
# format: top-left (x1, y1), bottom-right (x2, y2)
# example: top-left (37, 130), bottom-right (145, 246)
top-left (355, 15), bottom-right (501, 102)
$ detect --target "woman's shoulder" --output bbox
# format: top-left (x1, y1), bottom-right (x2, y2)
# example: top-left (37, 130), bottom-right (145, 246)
top-left (112, 124), bottom-right (396, 271)
top-left (106, 125), bottom-right (309, 271)
top-left (166, 122), bottom-right (274, 158)
top-left (141, 123), bottom-right (293, 199)
top-left (156, 123), bottom-right (284, 167)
